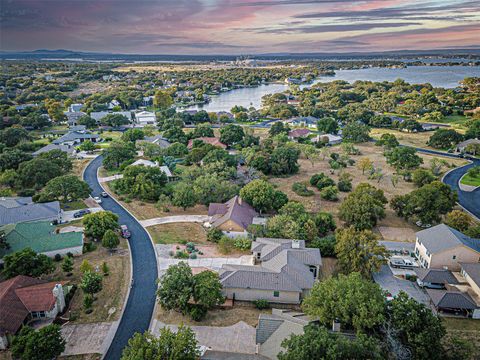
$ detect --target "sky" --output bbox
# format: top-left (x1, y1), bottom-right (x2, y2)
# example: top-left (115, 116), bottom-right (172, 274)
top-left (1, 0), bottom-right (479, 54)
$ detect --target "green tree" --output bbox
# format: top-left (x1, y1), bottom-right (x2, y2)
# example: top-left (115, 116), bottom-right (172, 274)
top-left (302, 272), bottom-right (385, 332)
top-left (465, 119), bottom-right (480, 139)
top-left (240, 179), bottom-right (288, 213)
top-left (121, 327), bottom-right (198, 360)
top-left (317, 117), bottom-right (339, 134)
top-left (335, 227), bottom-right (387, 278)
top-left (38, 149), bottom-right (73, 173)
top-left (388, 292), bottom-right (446, 360)
top-left (172, 182), bottom-right (198, 210)
top-left (269, 146), bottom-right (300, 175)
top-left (191, 124), bottom-right (214, 139)
top-left (385, 147), bottom-right (423, 172)
top-left (2, 248), bottom-right (55, 278)
top-left (412, 168), bottom-right (436, 187)
top-left (17, 158), bottom-right (62, 189)
top-left (114, 165), bottom-right (168, 202)
top-left (428, 129), bottom-right (463, 149)
top-left (101, 113), bottom-right (130, 127)
top-left (11, 324), bottom-right (66, 360)
top-left (102, 229), bottom-right (120, 251)
top-left (122, 128), bottom-right (145, 143)
top-left (157, 262), bottom-right (194, 312)
top-left (77, 115), bottom-right (97, 129)
top-left (314, 212), bottom-right (336, 236)
top-left (153, 90), bottom-right (173, 110)
top-left (444, 210), bottom-right (473, 232)
top-left (62, 256), bottom-right (74, 275)
top-left (77, 140), bottom-right (96, 152)
top-left (193, 174), bottom-right (239, 205)
top-left (0, 126), bottom-right (30, 147)
top-left (83, 211), bottom-right (119, 240)
top-left (80, 259), bottom-right (93, 273)
top-left (80, 270), bottom-right (103, 295)
top-left (103, 140), bottom-right (136, 170)
top-left (0, 149), bottom-right (32, 171)
top-left (278, 324), bottom-right (382, 360)
top-left (41, 175), bottom-right (90, 201)
top-left (269, 122), bottom-right (290, 137)
top-left (342, 123), bottom-right (370, 143)
top-left (376, 133), bottom-right (399, 149)
top-left (192, 270), bottom-right (225, 308)
top-left (45, 99), bottom-right (66, 122)
top-left (219, 124), bottom-right (244, 146)
top-left (339, 183), bottom-right (387, 230)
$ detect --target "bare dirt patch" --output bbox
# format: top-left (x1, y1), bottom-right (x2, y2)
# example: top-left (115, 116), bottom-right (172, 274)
top-left (318, 257), bottom-right (338, 280)
top-left (378, 226), bottom-right (416, 242)
top-left (72, 159), bottom-right (92, 178)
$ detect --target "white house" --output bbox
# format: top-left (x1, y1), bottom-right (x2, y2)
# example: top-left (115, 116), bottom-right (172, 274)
top-left (312, 133), bottom-right (343, 146)
top-left (134, 111), bottom-right (156, 125)
top-left (129, 160), bottom-right (174, 179)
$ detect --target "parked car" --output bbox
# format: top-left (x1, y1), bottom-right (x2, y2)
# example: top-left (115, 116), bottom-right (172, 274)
top-left (416, 278), bottom-right (446, 289)
top-left (73, 209), bottom-right (91, 218)
top-left (389, 257), bottom-right (418, 269)
top-left (120, 224), bottom-right (131, 238)
top-left (101, 191), bottom-right (108, 198)
top-left (94, 196), bottom-right (102, 204)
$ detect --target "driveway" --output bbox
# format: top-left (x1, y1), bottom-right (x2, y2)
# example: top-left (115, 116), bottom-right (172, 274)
top-left (140, 215), bottom-right (209, 228)
top-left (61, 322), bottom-right (113, 356)
top-left (373, 265), bottom-right (430, 305)
top-left (61, 207), bottom-right (102, 222)
top-left (83, 156), bottom-right (158, 360)
top-left (151, 320), bottom-right (256, 354)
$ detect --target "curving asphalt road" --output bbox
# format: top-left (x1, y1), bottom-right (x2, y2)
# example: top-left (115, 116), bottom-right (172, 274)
top-left (83, 156), bottom-right (158, 360)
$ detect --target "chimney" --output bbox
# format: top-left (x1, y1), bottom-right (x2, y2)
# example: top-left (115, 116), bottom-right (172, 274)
top-left (52, 284), bottom-right (66, 312)
top-left (332, 319), bottom-right (341, 333)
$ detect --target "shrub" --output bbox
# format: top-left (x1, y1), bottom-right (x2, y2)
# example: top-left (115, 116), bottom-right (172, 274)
top-left (66, 252), bottom-right (74, 258)
top-left (207, 228), bottom-right (223, 243)
top-left (190, 253), bottom-right (197, 259)
top-left (188, 304), bottom-right (208, 321)
top-left (175, 250), bottom-right (189, 259)
top-left (311, 235), bottom-right (337, 257)
top-left (320, 186), bottom-right (338, 201)
top-left (83, 293), bottom-right (93, 311)
top-left (310, 173), bottom-right (335, 190)
top-left (234, 237), bottom-right (252, 251)
top-left (254, 299), bottom-right (270, 310)
top-left (218, 236), bottom-right (235, 254)
top-left (292, 182), bottom-right (314, 196)
top-left (54, 254), bottom-right (62, 262)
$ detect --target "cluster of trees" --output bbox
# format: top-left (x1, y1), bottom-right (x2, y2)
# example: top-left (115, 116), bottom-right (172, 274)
top-left (113, 165), bottom-right (168, 202)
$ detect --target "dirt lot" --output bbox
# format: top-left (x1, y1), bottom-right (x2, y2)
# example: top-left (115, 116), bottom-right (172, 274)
top-left (148, 223), bottom-right (208, 244)
top-left (370, 128), bottom-right (437, 149)
top-left (45, 238), bottom-right (130, 324)
top-left (72, 159), bottom-right (92, 178)
top-left (269, 142), bottom-right (467, 235)
top-left (67, 80), bottom-right (112, 97)
top-left (156, 305), bottom-right (270, 327)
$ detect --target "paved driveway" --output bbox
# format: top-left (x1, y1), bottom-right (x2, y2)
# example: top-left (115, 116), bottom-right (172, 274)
top-left (61, 207), bottom-right (102, 222)
top-left (83, 156), bottom-right (158, 360)
top-left (61, 322), bottom-right (113, 356)
top-left (373, 265), bottom-right (430, 305)
top-left (151, 320), bottom-right (256, 354)
top-left (140, 215), bottom-right (209, 228)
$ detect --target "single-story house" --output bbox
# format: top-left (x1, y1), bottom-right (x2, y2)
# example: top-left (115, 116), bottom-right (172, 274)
top-left (129, 159), bottom-right (174, 179)
top-left (219, 238), bottom-right (321, 304)
top-left (414, 224), bottom-right (480, 271)
top-left (33, 143), bottom-right (76, 157)
top-left (421, 123), bottom-right (449, 131)
top-left (286, 116), bottom-right (318, 129)
top-left (426, 289), bottom-right (478, 317)
top-left (201, 351), bottom-right (269, 360)
top-left (134, 111), bottom-right (156, 125)
top-left (52, 128), bottom-right (99, 146)
top-left (0, 197), bottom-right (61, 226)
top-left (0, 220), bottom-right (84, 260)
top-left (207, 196), bottom-right (258, 237)
top-left (0, 276), bottom-right (68, 349)
top-left (90, 111), bottom-right (133, 123)
top-left (69, 103), bottom-right (84, 112)
top-left (312, 133), bottom-right (342, 146)
top-left (188, 137), bottom-right (227, 149)
top-left (456, 138), bottom-right (480, 153)
top-left (216, 111), bottom-right (234, 120)
top-left (139, 135), bottom-right (171, 148)
top-left (64, 111), bottom-right (86, 127)
top-left (460, 263), bottom-right (480, 298)
top-left (414, 268), bottom-right (459, 289)
top-left (287, 129), bottom-right (310, 140)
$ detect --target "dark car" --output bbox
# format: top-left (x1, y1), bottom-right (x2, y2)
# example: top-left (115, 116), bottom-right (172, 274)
top-left (73, 209), bottom-right (91, 218)
top-left (120, 224), bottom-right (131, 238)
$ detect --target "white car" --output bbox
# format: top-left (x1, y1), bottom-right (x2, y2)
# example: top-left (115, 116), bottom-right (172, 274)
top-left (94, 196), bottom-right (102, 204)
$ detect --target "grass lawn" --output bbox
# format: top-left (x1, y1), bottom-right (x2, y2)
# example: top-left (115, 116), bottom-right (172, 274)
top-left (61, 200), bottom-right (88, 211)
top-left (370, 128), bottom-right (434, 149)
top-left (156, 305), bottom-right (270, 327)
top-left (460, 173), bottom-right (480, 187)
top-left (98, 166), bottom-right (121, 178)
top-left (443, 317), bottom-right (480, 358)
top-left (148, 223), bottom-right (207, 244)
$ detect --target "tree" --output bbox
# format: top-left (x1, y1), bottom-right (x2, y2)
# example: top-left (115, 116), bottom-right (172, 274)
top-left (399, 119), bottom-right (422, 132)
top-left (77, 115), bottom-right (97, 129)
top-left (38, 149), bottom-right (73, 173)
top-left (80, 259), bottom-right (93, 273)
top-left (157, 262), bottom-right (194, 312)
top-left (101, 113), bottom-right (130, 127)
top-left (317, 117), bottom-right (339, 135)
top-left (385, 146), bottom-right (423, 172)
top-left (339, 183), bottom-right (387, 230)
top-left (320, 186), bottom-right (338, 201)
top-left (302, 272), bottom-right (385, 332)
top-left (269, 146), bottom-right (300, 175)
top-left (269, 122), bottom-right (290, 136)
top-left (388, 292), bottom-right (446, 360)
top-left (0, 126), bottom-right (30, 147)
top-left (41, 175), bottom-right (90, 201)
top-left (77, 140), bottom-right (96, 152)
top-left (192, 270), bottom-right (224, 308)
top-left (335, 227), bottom-right (388, 278)
top-left (239, 179), bottom-right (288, 213)
top-left (102, 229), bottom-right (120, 250)
top-left (2, 248), bottom-right (55, 278)
top-left (62, 256), bottom-right (74, 275)
top-left (114, 165), bottom-right (168, 202)
top-left (153, 90), bottom-right (173, 110)
top-left (121, 327), bottom-right (198, 360)
top-left (193, 174), bottom-right (239, 205)
top-left (342, 123), bottom-right (370, 143)
top-left (172, 182), bottom-right (197, 210)
top-left (17, 158), bottom-right (62, 189)
top-left (444, 210), bottom-right (473, 232)
top-left (428, 129), bottom-right (463, 149)
top-left (191, 124), bottom-right (214, 139)
top-left (314, 212), bottom-right (336, 236)
top-left (465, 119), bottom-right (480, 139)
top-left (80, 270), bottom-right (103, 295)
top-left (45, 99), bottom-right (66, 122)
top-left (0, 149), bottom-right (32, 171)
top-left (337, 172), bottom-right (353, 192)
top-left (219, 124), bottom-right (244, 146)
top-left (103, 140), bottom-right (136, 170)
top-left (102, 261), bottom-right (110, 276)
top-left (122, 128), bottom-right (145, 142)
top-left (11, 324), bottom-right (66, 360)
top-left (376, 133), bottom-right (399, 149)
top-left (412, 168), bottom-right (436, 187)
top-left (83, 211), bottom-right (119, 240)
top-left (278, 324), bottom-right (382, 360)
top-left (357, 157), bottom-right (373, 175)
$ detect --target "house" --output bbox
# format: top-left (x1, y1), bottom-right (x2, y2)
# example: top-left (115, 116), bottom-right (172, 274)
top-left (414, 224), bottom-right (480, 271)
top-left (414, 268), bottom-right (459, 289)
top-left (52, 128), bottom-right (99, 146)
top-left (460, 263), bottom-right (480, 298)
top-left (456, 138), bottom-right (480, 153)
top-left (107, 99), bottom-right (121, 109)
top-left (33, 143), bottom-right (76, 157)
top-left (219, 238), bottom-right (321, 304)
top-left (138, 134), bottom-right (171, 148)
top-left (207, 196), bottom-right (258, 237)
top-left (0, 276), bottom-right (67, 349)
top-left (421, 123), bottom-right (449, 131)
top-left (134, 111), bottom-right (156, 125)
top-left (201, 351), bottom-right (269, 360)
top-left (216, 111), bottom-right (234, 120)
top-left (187, 137), bottom-right (227, 150)
top-left (287, 116), bottom-right (318, 129)
top-left (287, 129), bottom-right (310, 140)
top-left (129, 160), bottom-right (174, 180)
top-left (69, 103), bottom-right (84, 112)
top-left (426, 289), bottom-right (478, 317)
top-left (312, 133), bottom-right (342, 146)
top-left (90, 111), bottom-right (133, 123)
top-left (0, 197), bottom-right (60, 226)
top-left (0, 220), bottom-right (84, 260)
top-left (64, 111), bottom-right (86, 127)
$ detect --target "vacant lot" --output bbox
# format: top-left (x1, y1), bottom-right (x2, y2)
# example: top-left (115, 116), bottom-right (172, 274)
top-left (269, 142), bottom-right (467, 236)
top-left (72, 158), bottom-right (92, 178)
top-left (148, 223), bottom-right (207, 244)
top-left (370, 128), bottom-right (435, 149)
top-left (443, 317), bottom-right (480, 358)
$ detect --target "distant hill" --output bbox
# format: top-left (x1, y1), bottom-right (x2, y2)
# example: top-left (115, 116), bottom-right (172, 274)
top-left (1, 48), bottom-right (479, 62)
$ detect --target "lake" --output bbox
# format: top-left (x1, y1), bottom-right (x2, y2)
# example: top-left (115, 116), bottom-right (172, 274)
top-left (186, 65), bottom-right (480, 113)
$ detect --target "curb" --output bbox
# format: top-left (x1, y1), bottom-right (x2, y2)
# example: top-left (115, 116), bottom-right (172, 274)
top-left (458, 173), bottom-right (479, 192)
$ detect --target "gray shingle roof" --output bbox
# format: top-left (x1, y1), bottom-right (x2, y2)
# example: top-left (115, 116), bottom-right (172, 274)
top-left (53, 130), bottom-right (99, 145)
top-left (416, 224), bottom-right (480, 254)
top-left (0, 197), bottom-right (60, 226)
top-left (201, 351), bottom-right (269, 360)
top-left (460, 263), bottom-right (480, 288)
top-left (33, 143), bottom-right (75, 156)
top-left (414, 268), bottom-right (458, 284)
top-left (426, 289), bottom-right (477, 310)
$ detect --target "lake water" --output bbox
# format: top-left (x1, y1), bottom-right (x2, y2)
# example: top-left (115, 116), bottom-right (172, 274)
top-left (187, 65), bottom-right (480, 113)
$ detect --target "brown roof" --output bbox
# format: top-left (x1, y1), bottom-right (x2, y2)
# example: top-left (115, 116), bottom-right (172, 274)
top-left (288, 129), bottom-right (310, 138)
top-left (0, 276), bottom-right (64, 336)
top-left (187, 137), bottom-right (226, 149)
top-left (208, 196), bottom-right (258, 231)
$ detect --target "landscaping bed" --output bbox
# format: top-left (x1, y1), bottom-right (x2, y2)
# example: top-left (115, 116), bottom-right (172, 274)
top-left (460, 173), bottom-right (480, 187)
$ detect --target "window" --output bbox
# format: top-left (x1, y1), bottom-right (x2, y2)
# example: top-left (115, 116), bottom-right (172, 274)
top-left (452, 255), bottom-right (456, 260)
top-left (273, 291), bottom-right (279, 298)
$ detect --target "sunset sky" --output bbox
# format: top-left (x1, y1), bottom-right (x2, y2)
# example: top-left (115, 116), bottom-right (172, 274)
top-left (1, 0), bottom-right (479, 54)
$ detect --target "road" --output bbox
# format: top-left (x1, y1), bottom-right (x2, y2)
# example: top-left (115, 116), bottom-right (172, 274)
top-left (83, 156), bottom-right (158, 360)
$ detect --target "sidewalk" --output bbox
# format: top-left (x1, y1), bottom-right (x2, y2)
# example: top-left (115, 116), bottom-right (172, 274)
top-left (140, 215), bottom-right (209, 228)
